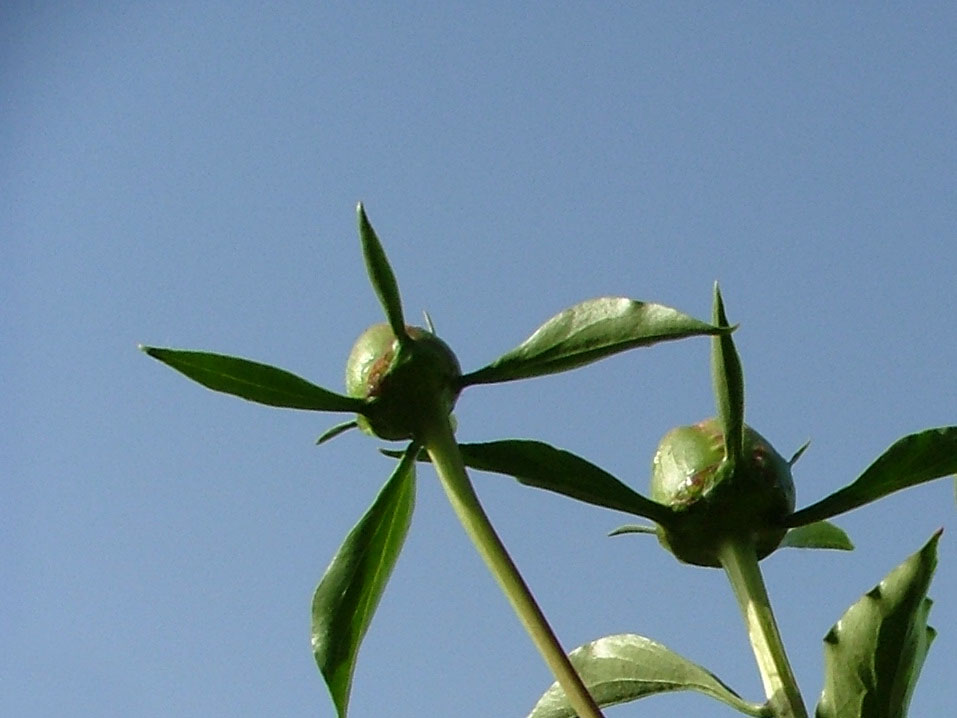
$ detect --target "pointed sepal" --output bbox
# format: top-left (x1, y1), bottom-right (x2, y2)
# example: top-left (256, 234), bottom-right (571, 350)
top-left (357, 203), bottom-right (407, 343)
top-left (779, 521), bottom-right (853, 551)
top-left (710, 284), bottom-right (744, 467)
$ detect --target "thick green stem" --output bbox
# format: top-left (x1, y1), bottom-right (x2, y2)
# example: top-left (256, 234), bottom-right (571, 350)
top-left (718, 539), bottom-right (808, 718)
top-left (420, 411), bottom-right (604, 718)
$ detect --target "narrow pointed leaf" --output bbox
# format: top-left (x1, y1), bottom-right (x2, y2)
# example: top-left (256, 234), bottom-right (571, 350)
top-left (780, 521), bottom-right (853, 551)
top-left (141, 346), bottom-right (364, 412)
top-left (710, 284), bottom-right (744, 465)
top-left (423, 310), bottom-right (436, 333)
top-left (357, 203), bottom-right (407, 342)
top-left (815, 531), bottom-right (939, 718)
top-left (786, 427), bottom-right (957, 527)
top-left (312, 447), bottom-right (417, 718)
top-left (788, 440), bottom-right (811, 466)
top-left (528, 634), bottom-right (769, 718)
top-left (460, 297), bottom-right (727, 386)
top-left (317, 420), bottom-right (359, 445)
top-left (608, 523), bottom-right (658, 537)
top-left (455, 439), bottom-right (673, 525)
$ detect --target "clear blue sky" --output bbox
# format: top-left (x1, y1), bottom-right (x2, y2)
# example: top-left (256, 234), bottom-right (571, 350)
top-left (4, 3), bottom-right (955, 717)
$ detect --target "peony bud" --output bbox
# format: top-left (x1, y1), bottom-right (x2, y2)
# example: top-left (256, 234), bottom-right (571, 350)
top-left (345, 323), bottom-right (461, 440)
top-left (650, 418), bottom-right (795, 566)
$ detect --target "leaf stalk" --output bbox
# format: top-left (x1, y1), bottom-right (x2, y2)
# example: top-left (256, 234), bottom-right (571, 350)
top-left (717, 539), bottom-right (808, 718)
top-left (419, 410), bottom-right (605, 718)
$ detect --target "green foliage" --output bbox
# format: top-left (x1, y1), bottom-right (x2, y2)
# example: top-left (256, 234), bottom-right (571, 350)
top-left (357, 203), bottom-right (408, 343)
top-left (609, 520), bottom-right (854, 552)
top-left (711, 284), bottom-right (745, 466)
top-left (460, 296), bottom-right (727, 386)
top-left (143, 204), bottom-right (954, 718)
top-left (786, 428), bottom-right (957, 527)
top-left (312, 448), bottom-right (417, 718)
top-left (399, 439), bottom-right (673, 525)
top-left (779, 521), bottom-right (854, 551)
top-left (528, 634), bottom-right (769, 718)
top-left (140, 347), bottom-right (362, 412)
top-left (816, 532), bottom-right (939, 718)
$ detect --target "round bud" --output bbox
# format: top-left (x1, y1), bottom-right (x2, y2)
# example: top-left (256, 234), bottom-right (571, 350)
top-left (345, 323), bottom-right (461, 440)
top-left (650, 418), bottom-right (795, 566)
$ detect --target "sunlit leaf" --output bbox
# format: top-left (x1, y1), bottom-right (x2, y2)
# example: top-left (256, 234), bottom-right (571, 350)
top-left (451, 440), bottom-right (673, 526)
top-left (815, 532), bottom-right (939, 718)
top-left (786, 427), bottom-right (957, 527)
top-left (779, 521), bottom-right (853, 551)
top-left (357, 203), bottom-right (407, 343)
top-left (528, 634), bottom-right (769, 718)
top-left (460, 297), bottom-right (726, 386)
top-left (710, 284), bottom-right (744, 466)
top-left (141, 346), bottom-right (363, 412)
top-left (312, 447), bottom-right (417, 718)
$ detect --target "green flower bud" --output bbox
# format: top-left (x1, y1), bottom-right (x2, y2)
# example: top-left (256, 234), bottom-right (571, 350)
top-left (650, 418), bottom-right (795, 566)
top-left (345, 323), bottom-right (462, 440)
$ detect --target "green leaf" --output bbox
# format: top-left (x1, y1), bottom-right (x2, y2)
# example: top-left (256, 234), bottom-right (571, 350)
top-left (357, 203), bottom-right (407, 343)
top-left (528, 634), bottom-right (769, 718)
top-left (815, 531), bottom-right (939, 718)
top-left (788, 440), bottom-right (811, 466)
top-left (710, 284), bottom-right (744, 466)
top-left (779, 521), bottom-right (854, 551)
top-left (454, 439), bottom-right (674, 526)
top-left (312, 447), bottom-right (417, 718)
top-left (785, 427), bottom-right (957, 527)
top-left (141, 346), bottom-right (364, 412)
top-left (316, 420), bottom-right (359, 445)
top-left (609, 523), bottom-right (658, 537)
top-left (460, 297), bottom-right (727, 386)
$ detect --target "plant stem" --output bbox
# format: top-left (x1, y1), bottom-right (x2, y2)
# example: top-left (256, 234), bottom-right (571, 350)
top-left (718, 539), bottom-right (808, 718)
top-left (420, 411), bottom-right (604, 718)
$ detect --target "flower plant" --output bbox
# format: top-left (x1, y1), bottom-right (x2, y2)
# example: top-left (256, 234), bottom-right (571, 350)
top-left (143, 205), bottom-right (957, 718)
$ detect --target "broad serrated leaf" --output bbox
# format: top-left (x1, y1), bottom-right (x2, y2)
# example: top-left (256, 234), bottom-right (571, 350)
top-left (780, 521), bottom-right (854, 551)
top-left (528, 634), bottom-right (769, 718)
top-left (711, 284), bottom-right (744, 466)
top-left (312, 448), bottom-right (417, 718)
top-left (449, 439), bottom-right (673, 526)
top-left (141, 347), bottom-right (364, 412)
top-left (460, 297), bottom-right (726, 386)
top-left (815, 531), bottom-right (940, 718)
top-left (786, 427), bottom-right (957, 527)
top-left (357, 203), bottom-right (407, 342)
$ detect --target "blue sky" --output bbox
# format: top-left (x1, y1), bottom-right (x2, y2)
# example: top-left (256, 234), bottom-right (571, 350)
top-left (4, 3), bottom-right (955, 717)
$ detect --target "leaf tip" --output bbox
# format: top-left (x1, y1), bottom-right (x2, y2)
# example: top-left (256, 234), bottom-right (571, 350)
top-left (317, 420), bottom-right (359, 445)
top-left (788, 440), bottom-right (811, 466)
top-left (423, 310), bottom-right (436, 333)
